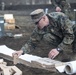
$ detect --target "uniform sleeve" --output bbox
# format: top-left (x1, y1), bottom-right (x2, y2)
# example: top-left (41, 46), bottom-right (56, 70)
top-left (58, 15), bottom-right (74, 51)
top-left (51, 0), bottom-right (58, 7)
top-left (21, 28), bottom-right (42, 54)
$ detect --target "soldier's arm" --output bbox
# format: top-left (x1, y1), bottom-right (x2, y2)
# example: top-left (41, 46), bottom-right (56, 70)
top-left (58, 15), bottom-right (74, 51)
top-left (21, 28), bottom-right (42, 54)
top-left (66, 2), bottom-right (71, 9)
top-left (51, 0), bottom-right (58, 7)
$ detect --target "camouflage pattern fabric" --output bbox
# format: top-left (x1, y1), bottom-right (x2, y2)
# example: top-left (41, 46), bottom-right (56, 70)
top-left (51, 0), bottom-right (71, 13)
top-left (21, 12), bottom-right (74, 57)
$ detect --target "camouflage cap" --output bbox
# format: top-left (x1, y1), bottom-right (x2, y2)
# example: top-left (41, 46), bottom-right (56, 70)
top-left (30, 9), bottom-right (45, 23)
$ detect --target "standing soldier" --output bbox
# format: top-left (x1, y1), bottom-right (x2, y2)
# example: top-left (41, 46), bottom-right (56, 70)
top-left (51, 0), bottom-right (71, 13)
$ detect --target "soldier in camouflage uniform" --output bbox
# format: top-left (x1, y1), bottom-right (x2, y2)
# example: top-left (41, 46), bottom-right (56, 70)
top-left (12, 9), bottom-right (75, 61)
top-left (51, 0), bottom-right (73, 20)
top-left (51, 0), bottom-right (71, 13)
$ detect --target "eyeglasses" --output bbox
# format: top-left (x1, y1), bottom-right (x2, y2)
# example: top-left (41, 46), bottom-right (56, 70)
top-left (35, 17), bottom-right (42, 25)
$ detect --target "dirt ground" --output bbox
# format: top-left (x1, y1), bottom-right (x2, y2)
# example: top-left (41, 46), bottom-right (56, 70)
top-left (0, 15), bottom-right (75, 75)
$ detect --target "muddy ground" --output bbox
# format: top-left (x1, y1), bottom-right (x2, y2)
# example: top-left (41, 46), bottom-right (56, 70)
top-left (0, 15), bottom-right (75, 75)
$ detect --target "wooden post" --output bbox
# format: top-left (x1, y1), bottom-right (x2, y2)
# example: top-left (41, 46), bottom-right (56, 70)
top-left (13, 54), bottom-right (18, 65)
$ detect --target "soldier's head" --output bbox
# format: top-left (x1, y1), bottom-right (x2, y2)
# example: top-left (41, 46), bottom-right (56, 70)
top-left (30, 9), bottom-right (49, 29)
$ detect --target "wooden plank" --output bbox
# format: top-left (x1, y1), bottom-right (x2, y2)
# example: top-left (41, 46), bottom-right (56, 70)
top-left (31, 61), bottom-right (56, 72)
top-left (0, 45), bottom-right (62, 72)
top-left (8, 66), bottom-right (22, 75)
top-left (13, 54), bottom-right (18, 65)
top-left (31, 58), bottom-right (61, 72)
top-left (0, 64), bottom-right (10, 75)
top-left (3, 68), bottom-right (10, 75)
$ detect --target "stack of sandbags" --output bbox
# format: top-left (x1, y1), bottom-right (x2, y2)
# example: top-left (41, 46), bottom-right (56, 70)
top-left (4, 14), bottom-right (15, 30)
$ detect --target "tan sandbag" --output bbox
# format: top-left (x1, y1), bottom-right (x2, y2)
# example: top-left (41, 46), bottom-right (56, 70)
top-left (4, 24), bottom-right (15, 30)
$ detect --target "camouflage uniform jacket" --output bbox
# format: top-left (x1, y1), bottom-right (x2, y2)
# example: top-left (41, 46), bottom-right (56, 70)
top-left (21, 12), bottom-right (74, 54)
top-left (51, 0), bottom-right (71, 13)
